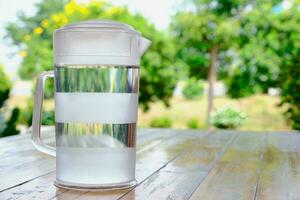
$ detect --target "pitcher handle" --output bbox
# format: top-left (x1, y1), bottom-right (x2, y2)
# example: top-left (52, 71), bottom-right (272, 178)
top-left (32, 71), bottom-right (56, 157)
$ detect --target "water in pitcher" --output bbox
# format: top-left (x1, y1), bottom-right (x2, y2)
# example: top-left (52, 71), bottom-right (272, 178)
top-left (54, 66), bottom-right (138, 185)
top-left (57, 147), bottom-right (135, 184)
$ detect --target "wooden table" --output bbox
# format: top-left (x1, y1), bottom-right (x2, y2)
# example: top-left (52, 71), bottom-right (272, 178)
top-left (1, 128), bottom-right (300, 200)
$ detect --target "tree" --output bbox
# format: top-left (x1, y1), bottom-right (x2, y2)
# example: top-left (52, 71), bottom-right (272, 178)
top-left (230, 1), bottom-right (300, 129)
top-left (280, 57), bottom-right (300, 130)
top-left (6, 0), bottom-right (180, 110)
top-left (0, 65), bottom-right (20, 137)
top-left (276, 3), bottom-right (300, 130)
top-left (172, 0), bottom-right (246, 127)
top-left (228, 2), bottom-right (282, 98)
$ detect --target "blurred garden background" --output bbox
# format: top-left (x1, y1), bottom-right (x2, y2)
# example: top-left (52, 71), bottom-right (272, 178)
top-left (0, 0), bottom-right (300, 137)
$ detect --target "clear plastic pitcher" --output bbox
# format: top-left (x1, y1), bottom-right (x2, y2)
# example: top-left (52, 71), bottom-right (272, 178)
top-left (31, 20), bottom-right (150, 190)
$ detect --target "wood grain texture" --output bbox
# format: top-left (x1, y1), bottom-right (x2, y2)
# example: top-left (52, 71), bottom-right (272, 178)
top-left (0, 129), bottom-right (161, 196)
top-left (54, 130), bottom-right (211, 200)
top-left (190, 132), bottom-right (267, 200)
top-left (0, 172), bottom-right (65, 200)
top-left (2, 129), bottom-right (300, 200)
top-left (120, 171), bottom-right (208, 200)
top-left (0, 128), bottom-right (54, 159)
top-left (0, 129), bottom-right (204, 200)
top-left (119, 130), bottom-right (236, 200)
top-left (162, 130), bottom-right (236, 172)
top-left (255, 132), bottom-right (300, 200)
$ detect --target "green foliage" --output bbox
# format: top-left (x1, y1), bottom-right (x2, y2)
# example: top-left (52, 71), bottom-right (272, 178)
top-left (280, 34), bottom-right (300, 130)
top-left (18, 98), bottom-right (55, 126)
top-left (6, 0), bottom-right (180, 110)
top-left (224, 2), bottom-right (300, 130)
top-left (0, 66), bottom-right (20, 137)
top-left (18, 98), bottom-right (33, 126)
top-left (183, 78), bottom-right (204, 100)
top-left (5, 0), bottom-right (67, 79)
top-left (226, 3), bottom-right (282, 98)
top-left (0, 66), bottom-right (11, 108)
top-left (171, 0), bottom-right (244, 80)
top-left (186, 118), bottom-right (200, 129)
top-left (30, 79), bottom-right (54, 99)
top-left (226, 67), bottom-right (261, 98)
top-left (150, 117), bottom-right (172, 128)
top-left (211, 107), bottom-right (246, 129)
top-left (173, 0), bottom-right (300, 131)
top-left (42, 111), bottom-right (55, 125)
top-left (278, 6), bottom-right (300, 130)
top-left (236, 3), bottom-right (300, 130)
top-left (1, 108), bottom-right (20, 137)
top-left (172, 1), bottom-right (291, 100)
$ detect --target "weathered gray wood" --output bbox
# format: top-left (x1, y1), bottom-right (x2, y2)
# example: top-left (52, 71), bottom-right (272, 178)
top-left (0, 127), bottom-right (55, 159)
top-left (0, 129), bottom-right (201, 199)
top-left (2, 129), bottom-right (300, 200)
top-left (118, 130), bottom-right (236, 200)
top-left (0, 172), bottom-right (66, 200)
top-left (0, 130), bottom-right (56, 191)
top-left (162, 130), bottom-right (236, 172)
top-left (189, 132), bottom-right (267, 200)
top-left (0, 128), bottom-right (175, 193)
top-left (54, 130), bottom-right (211, 200)
top-left (255, 132), bottom-right (300, 200)
top-left (120, 171), bottom-right (208, 200)
top-left (0, 157), bottom-right (55, 192)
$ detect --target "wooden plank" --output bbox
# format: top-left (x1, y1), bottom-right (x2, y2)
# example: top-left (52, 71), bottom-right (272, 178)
top-left (118, 130), bottom-right (236, 200)
top-left (0, 129), bottom-right (201, 199)
top-left (0, 134), bottom-right (27, 143)
top-left (0, 127), bottom-right (55, 159)
top-left (0, 130), bottom-right (57, 191)
top-left (121, 171), bottom-right (208, 200)
top-left (3, 130), bottom-right (299, 200)
top-left (136, 130), bottom-right (207, 167)
top-left (0, 172), bottom-right (66, 200)
top-left (0, 157), bottom-right (55, 192)
top-left (53, 130), bottom-right (209, 200)
top-left (190, 132), bottom-right (267, 200)
top-left (162, 130), bottom-right (236, 172)
top-left (0, 126), bottom-right (54, 144)
top-left (255, 132), bottom-right (300, 200)
top-left (0, 128), bottom-right (174, 192)
top-left (137, 128), bottom-right (181, 154)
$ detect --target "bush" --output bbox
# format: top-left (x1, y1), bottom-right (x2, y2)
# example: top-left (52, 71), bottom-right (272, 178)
top-left (0, 65), bottom-right (20, 137)
top-left (42, 111), bottom-right (55, 125)
top-left (187, 118), bottom-right (200, 129)
top-left (211, 107), bottom-right (246, 129)
top-left (225, 67), bottom-right (261, 99)
top-left (19, 98), bottom-right (55, 126)
top-left (18, 99), bottom-right (34, 126)
top-left (31, 79), bottom-right (54, 99)
top-left (0, 108), bottom-right (20, 137)
top-left (150, 117), bottom-right (172, 128)
top-left (182, 78), bottom-right (204, 100)
top-left (280, 59), bottom-right (300, 130)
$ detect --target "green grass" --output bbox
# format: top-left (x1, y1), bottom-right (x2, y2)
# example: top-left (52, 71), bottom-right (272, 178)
top-left (138, 94), bottom-right (289, 131)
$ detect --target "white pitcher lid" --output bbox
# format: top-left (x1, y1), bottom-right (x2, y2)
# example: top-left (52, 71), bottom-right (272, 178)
top-left (59, 20), bottom-right (140, 34)
top-left (53, 20), bottom-right (150, 66)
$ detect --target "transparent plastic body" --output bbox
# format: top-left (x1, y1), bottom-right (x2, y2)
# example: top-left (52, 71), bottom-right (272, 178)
top-left (54, 65), bottom-right (139, 189)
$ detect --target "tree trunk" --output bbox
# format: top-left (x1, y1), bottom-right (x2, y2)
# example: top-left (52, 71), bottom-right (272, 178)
top-left (207, 45), bottom-right (218, 128)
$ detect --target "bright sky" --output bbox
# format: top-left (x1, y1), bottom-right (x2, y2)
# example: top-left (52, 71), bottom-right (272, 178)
top-left (0, 0), bottom-right (175, 79)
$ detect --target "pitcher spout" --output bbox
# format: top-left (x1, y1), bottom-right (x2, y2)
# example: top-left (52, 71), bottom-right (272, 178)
top-left (139, 37), bottom-right (151, 56)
